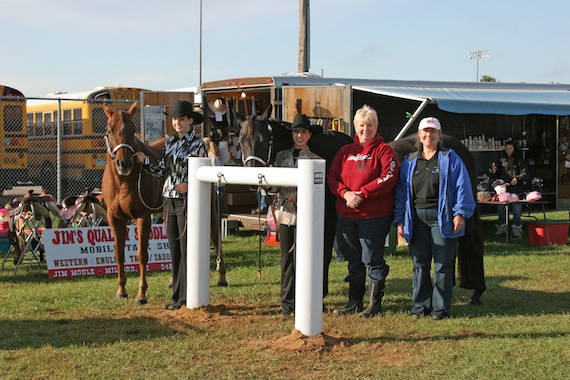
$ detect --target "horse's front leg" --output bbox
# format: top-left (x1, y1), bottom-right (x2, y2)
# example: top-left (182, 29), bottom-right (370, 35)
top-left (134, 217), bottom-right (151, 305)
top-left (110, 218), bottom-right (128, 300)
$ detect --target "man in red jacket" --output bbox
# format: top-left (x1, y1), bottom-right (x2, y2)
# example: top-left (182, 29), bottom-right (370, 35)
top-left (327, 104), bottom-right (399, 318)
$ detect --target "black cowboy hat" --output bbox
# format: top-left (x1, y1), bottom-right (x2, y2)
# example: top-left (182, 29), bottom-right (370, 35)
top-left (286, 114), bottom-right (323, 134)
top-left (166, 100), bottom-right (204, 124)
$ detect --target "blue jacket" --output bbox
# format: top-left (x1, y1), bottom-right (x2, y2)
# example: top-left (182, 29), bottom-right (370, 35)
top-left (394, 148), bottom-right (475, 242)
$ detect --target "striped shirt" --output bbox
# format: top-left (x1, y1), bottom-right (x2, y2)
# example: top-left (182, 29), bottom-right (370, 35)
top-left (143, 131), bottom-right (208, 198)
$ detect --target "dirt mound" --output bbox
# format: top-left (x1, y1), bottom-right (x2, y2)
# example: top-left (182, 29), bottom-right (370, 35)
top-left (268, 329), bottom-right (348, 352)
top-left (167, 304), bottom-right (239, 324)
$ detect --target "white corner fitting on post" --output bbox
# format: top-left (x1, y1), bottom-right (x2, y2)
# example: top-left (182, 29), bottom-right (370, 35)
top-left (187, 157), bottom-right (326, 337)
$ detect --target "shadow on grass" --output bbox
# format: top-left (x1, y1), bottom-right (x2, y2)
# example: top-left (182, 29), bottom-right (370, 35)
top-left (380, 275), bottom-right (570, 317)
top-left (0, 316), bottom-right (187, 350)
top-left (343, 327), bottom-right (570, 347)
top-left (0, 267), bottom-right (51, 284)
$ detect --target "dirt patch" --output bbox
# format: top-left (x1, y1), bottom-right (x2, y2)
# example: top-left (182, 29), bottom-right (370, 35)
top-left (162, 304), bottom-right (350, 352)
top-left (165, 304), bottom-right (259, 324)
top-left (368, 342), bottom-right (419, 367)
top-left (268, 329), bottom-right (348, 353)
top-left (150, 304), bottom-right (422, 367)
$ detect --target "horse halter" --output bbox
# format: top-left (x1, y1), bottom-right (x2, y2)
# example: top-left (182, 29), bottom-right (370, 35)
top-left (104, 112), bottom-right (136, 160)
top-left (104, 131), bottom-right (135, 160)
top-left (242, 122), bottom-right (273, 167)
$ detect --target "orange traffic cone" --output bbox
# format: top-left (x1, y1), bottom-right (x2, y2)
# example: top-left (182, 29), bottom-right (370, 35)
top-left (263, 231), bottom-right (279, 246)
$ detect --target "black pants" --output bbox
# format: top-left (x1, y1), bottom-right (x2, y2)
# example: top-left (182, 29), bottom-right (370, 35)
top-left (279, 224), bottom-right (296, 312)
top-left (165, 198), bottom-right (187, 305)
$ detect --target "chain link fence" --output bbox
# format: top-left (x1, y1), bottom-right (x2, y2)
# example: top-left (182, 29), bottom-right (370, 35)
top-left (1, 92), bottom-right (206, 207)
top-left (1, 97), bottom-right (141, 204)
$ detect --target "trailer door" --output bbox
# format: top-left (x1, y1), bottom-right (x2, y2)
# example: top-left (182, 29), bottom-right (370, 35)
top-left (283, 85), bottom-right (352, 135)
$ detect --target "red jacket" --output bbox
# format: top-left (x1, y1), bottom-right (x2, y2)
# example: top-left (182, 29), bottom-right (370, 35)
top-left (327, 134), bottom-right (399, 219)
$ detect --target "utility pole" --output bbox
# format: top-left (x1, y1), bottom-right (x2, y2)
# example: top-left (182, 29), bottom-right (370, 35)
top-left (298, 0), bottom-right (310, 73)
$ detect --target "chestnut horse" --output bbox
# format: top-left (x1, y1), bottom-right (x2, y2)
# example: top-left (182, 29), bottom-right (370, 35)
top-left (101, 103), bottom-right (164, 305)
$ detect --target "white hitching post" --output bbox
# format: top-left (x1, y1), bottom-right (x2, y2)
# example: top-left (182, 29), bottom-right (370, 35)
top-left (187, 157), bottom-right (212, 309)
top-left (187, 157), bottom-right (326, 337)
top-left (294, 159), bottom-right (325, 337)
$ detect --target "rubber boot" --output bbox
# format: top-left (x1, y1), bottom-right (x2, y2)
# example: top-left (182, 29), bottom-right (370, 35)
top-left (332, 282), bottom-right (365, 316)
top-left (512, 224), bottom-right (523, 238)
top-left (358, 282), bottom-right (385, 318)
top-left (495, 224), bottom-right (507, 236)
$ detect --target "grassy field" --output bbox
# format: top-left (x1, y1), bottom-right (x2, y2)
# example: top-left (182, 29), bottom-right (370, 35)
top-left (0, 211), bottom-right (569, 379)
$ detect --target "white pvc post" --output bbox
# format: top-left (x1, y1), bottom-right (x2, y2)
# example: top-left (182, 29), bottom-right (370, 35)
top-left (187, 157), bottom-right (212, 308)
top-left (187, 158), bottom-right (326, 337)
top-left (294, 159), bottom-right (325, 337)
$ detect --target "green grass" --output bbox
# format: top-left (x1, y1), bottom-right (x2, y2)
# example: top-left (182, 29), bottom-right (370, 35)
top-left (0, 211), bottom-right (569, 379)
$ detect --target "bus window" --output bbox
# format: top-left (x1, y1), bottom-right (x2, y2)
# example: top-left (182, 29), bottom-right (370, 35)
top-left (27, 113), bottom-right (34, 134)
top-left (4, 105), bottom-right (23, 132)
top-left (44, 112), bottom-right (53, 136)
top-left (63, 109), bottom-right (72, 136)
top-left (34, 112), bottom-right (43, 136)
top-left (73, 108), bottom-right (82, 135)
top-left (92, 108), bottom-right (107, 134)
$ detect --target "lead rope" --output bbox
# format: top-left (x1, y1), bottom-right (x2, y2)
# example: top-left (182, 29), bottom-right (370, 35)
top-left (216, 173), bottom-right (223, 272)
top-left (136, 164), bottom-right (187, 240)
top-left (137, 164), bottom-right (166, 211)
top-left (256, 173), bottom-right (265, 280)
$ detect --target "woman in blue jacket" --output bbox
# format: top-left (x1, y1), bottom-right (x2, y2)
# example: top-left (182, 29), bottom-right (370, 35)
top-left (394, 117), bottom-right (475, 320)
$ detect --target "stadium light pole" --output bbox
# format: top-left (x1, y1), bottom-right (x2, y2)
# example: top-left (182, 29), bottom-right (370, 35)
top-left (469, 50), bottom-right (490, 82)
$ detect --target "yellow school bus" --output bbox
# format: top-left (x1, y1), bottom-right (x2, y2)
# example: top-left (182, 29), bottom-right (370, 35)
top-left (0, 85), bottom-right (28, 194)
top-left (26, 86), bottom-right (147, 196)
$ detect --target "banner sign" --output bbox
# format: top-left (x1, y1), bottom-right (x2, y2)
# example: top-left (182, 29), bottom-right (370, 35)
top-left (43, 225), bottom-right (171, 279)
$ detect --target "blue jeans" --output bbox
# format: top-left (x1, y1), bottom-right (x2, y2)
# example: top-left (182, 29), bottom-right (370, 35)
top-left (497, 203), bottom-right (522, 226)
top-left (335, 215), bottom-right (391, 284)
top-left (409, 208), bottom-right (457, 316)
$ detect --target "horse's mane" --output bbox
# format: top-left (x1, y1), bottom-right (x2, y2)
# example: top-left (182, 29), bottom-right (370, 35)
top-left (267, 119), bottom-right (293, 163)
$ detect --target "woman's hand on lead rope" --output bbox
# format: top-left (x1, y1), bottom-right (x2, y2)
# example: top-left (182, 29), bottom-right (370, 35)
top-left (133, 152), bottom-right (146, 164)
top-left (174, 182), bottom-right (188, 194)
top-left (453, 215), bottom-right (465, 233)
top-left (287, 193), bottom-right (297, 205)
top-left (343, 190), bottom-right (363, 209)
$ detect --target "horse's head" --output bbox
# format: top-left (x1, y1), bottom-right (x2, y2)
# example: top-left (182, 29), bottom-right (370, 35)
top-left (104, 102), bottom-right (138, 176)
top-left (238, 105), bottom-right (274, 167)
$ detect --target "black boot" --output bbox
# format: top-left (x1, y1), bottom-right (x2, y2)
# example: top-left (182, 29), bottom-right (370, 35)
top-left (358, 282), bottom-right (384, 318)
top-left (332, 282), bottom-right (365, 316)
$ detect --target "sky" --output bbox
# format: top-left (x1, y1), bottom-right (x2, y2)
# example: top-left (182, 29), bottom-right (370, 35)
top-left (2, 0), bottom-right (569, 97)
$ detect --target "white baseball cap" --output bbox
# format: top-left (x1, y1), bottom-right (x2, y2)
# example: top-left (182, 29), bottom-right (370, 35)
top-left (418, 117), bottom-right (441, 131)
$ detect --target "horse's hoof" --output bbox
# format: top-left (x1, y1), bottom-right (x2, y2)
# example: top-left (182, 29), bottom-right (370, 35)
top-left (115, 294), bottom-right (128, 300)
top-left (217, 281), bottom-right (228, 287)
top-left (134, 299), bottom-right (148, 306)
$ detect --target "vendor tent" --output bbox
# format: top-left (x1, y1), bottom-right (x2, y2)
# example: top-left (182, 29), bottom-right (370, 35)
top-left (353, 83), bottom-right (570, 139)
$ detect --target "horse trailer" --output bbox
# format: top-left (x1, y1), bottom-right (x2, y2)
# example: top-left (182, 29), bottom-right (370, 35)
top-left (201, 74), bottom-right (570, 209)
